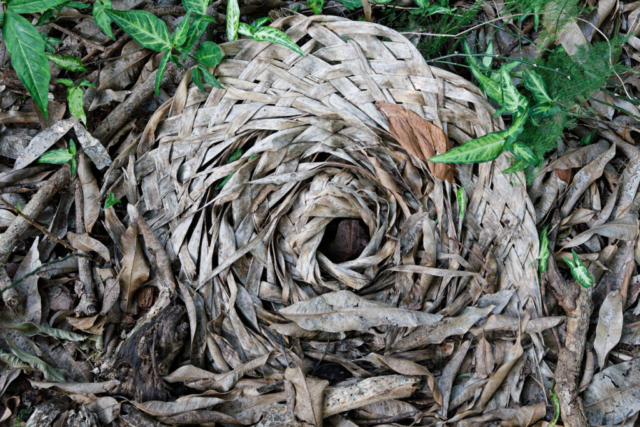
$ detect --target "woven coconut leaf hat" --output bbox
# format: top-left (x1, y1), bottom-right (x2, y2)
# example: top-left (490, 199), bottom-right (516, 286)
top-left (121, 13), bottom-right (542, 399)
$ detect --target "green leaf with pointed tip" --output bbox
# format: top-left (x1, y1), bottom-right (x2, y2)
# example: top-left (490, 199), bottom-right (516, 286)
top-left (226, 0), bottom-right (239, 41)
top-left (36, 9), bottom-right (56, 26)
top-left (505, 109), bottom-right (529, 143)
top-left (79, 80), bottom-right (95, 88)
top-left (104, 192), bottom-right (121, 209)
top-left (482, 40), bottom-right (494, 70)
top-left (456, 186), bottom-right (465, 219)
top-left (8, 0), bottom-right (67, 14)
top-left (565, 250), bottom-right (594, 288)
top-left (580, 130), bottom-right (596, 146)
top-left (429, 129), bottom-right (508, 165)
top-left (69, 139), bottom-right (76, 156)
top-left (529, 103), bottom-right (561, 118)
top-left (510, 141), bottom-right (537, 165)
top-left (55, 78), bottom-right (75, 87)
top-left (106, 9), bottom-right (171, 52)
top-left (67, 86), bottom-right (86, 124)
top-left (0, 351), bottom-right (31, 371)
top-left (171, 10), bottom-right (192, 47)
top-left (46, 53), bottom-right (87, 72)
top-left (470, 65), bottom-right (502, 104)
top-left (93, 2), bottom-right (114, 40)
top-left (3, 12), bottom-right (50, 118)
top-left (522, 68), bottom-right (552, 104)
top-left (500, 67), bottom-right (527, 114)
top-left (238, 22), bottom-right (254, 37)
top-left (251, 16), bottom-right (270, 28)
top-left (3, 332), bottom-right (65, 382)
top-left (4, 323), bottom-right (86, 341)
top-left (16, 202), bottom-right (21, 212)
top-left (155, 52), bottom-right (170, 96)
top-left (65, 1), bottom-right (90, 8)
top-left (182, 0), bottom-right (208, 14)
top-left (462, 38), bottom-right (483, 71)
top-left (37, 149), bottom-right (73, 165)
top-left (196, 41), bottom-right (224, 66)
top-left (228, 149), bottom-right (243, 162)
top-left (70, 157), bottom-right (77, 177)
top-left (216, 173), bottom-right (233, 189)
top-left (538, 226), bottom-right (549, 273)
top-left (182, 15), bottom-right (208, 48)
top-left (251, 26), bottom-right (304, 57)
top-left (191, 66), bottom-right (205, 92)
top-left (336, 0), bottom-right (360, 9)
top-left (199, 64), bottom-right (223, 89)
top-left (308, 0), bottom-right (323, 14)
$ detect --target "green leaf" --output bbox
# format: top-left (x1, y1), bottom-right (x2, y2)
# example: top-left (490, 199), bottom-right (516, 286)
top-left (505, 108), bottom-right (529, 143)
top-left (529, 103), bottom-right (561, 118)
top-left (462, 38), bottom-right (483, 71)
top-left (3, 323), bottom-right (86, 342)
top-left (563, 250), bottom-right (594, 288)
top-left (580, 130), bottom-right (596, 146)
top-left (36, 9), bottom-right (56, 26)
top-left (93, 2), bottom-right (114, 40)
top-left (216, 173), bottom-right (233, 189)
top-left (251, 16), bottom-right (270, 28)
top-left (55, 78), bottom-right (75, 87)
top-left (42, 34), bottom-right (62, 53)
top-left (482, 40), bottom-right (494, 70)
top-left (79, 80), bottom-right (95, 88)
top-left (307, 0), bottom-right (323, 14)
top-left (228, 149), bottom-right (243, 161)
top-left (196, 41), bottom-right (224, 66)
top-left (68, 139), bottom-right (76, 156)
top-left (67, 86), bottom-right (86, 124)
top-left (199, 64), bottom-right (223, 89)
top-left (510, 141), bottom-right (537, 165)
top-left (538, 226), bottom-right (549, 274)
top-left (104, 192), bottom-right (121, 210)
top-left (429, 129), bottom-right (508, 165)
top-left (37, 149), bottom-right (73, 164)
top-left (171, 10), bottom-right (192, 47)
top-left (65, 1), bottom-right (90, 9)
top-left (336, 0), bottom-right (360, 10)
top-left (8, 0), bottom-right (67, 14)
top-left (16, 202), bottom-right (21, 212)
top-left (106, 9), bottom-right (171, 52)
top-left (251, 26), bottom-right (304, 57)
top-left (226, 0), bottom-right (239, 41)
top-left (46, 53), bottom-right (87, 72)
top-left (522, 68), bottom-right (552, 104)
top-left (238, 22), bottom-right (254, 37)
top-left (549, 382), bottom-right (560, 427)
top-left (456, 186), bottom-right (465, 219)
top-left (3, 12), bottom-right (50, 118)
top-left (191, 66), bottom-right (205, 92)
top-left (182, 0), bottom-right (208, 15)
top-left (3, 332), bottom-right (65, 382)
top-left (0, 351), bottom-right (31, 371)
top-left (500, 67), bottom-right (527, 114)
top-left (470, 65), bottom-right (502, 104)
top-left (69, 157), bottom-right (77, 177)
top-left (155, 52), bottom-right (170, 96)
top-left (182, 15), bottom-right (208, 48)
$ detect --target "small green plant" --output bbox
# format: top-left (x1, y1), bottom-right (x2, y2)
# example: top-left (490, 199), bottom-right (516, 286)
top-left (549, 381), bottom-right (560, 427)
top-left (413, 0), bottom-right (456, 17)
top-left (37, 139), bottom-right (78, 177)
top-left (1, 0), bottom-right (91, 116)
top-left (104, 192), bottom-right (121, 210)
top-left (537, 226), bottom-right (550, 274)
top-left (13, 407), bottom-right (33, 427)
top-left (308, 0), bottom-right (322, 15)
top-left (55, 79), bottom-right (95, 124)
top-left (216, 149), bottom-right (244, 189)
top-left (430, 39), bottom-right (562, 168)
top-left (562, 249), bottom-right (594, 288)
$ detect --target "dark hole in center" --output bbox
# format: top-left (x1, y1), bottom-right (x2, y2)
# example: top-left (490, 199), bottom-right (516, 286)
top-left (313, 362), bottom-right (353, 385)
top-left (319, 218), bottom-right (370, 263)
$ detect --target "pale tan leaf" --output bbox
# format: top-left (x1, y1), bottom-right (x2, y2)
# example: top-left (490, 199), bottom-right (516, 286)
top-left (78, 153), bottom-right (100, 233)
top-left (277, 290), bottom-right (442, 333)
top-left (67, 232), bottom-right (110, 262)
top-left (12, 119), bottom-right (76, 170)
top-left (594, 291), bottom-right (623, 369)
top-left (560, 214), bottom-right (639, 250)
top-left (285, 366), bottom-right (327, 426)
top-left (584, 358), bottom-right (640, 425)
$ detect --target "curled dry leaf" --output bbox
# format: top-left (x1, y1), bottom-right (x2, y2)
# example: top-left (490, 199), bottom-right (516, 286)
top-left (119, 222), bottom-right (150, 313)
top-left (376, 101), bottom-right (456, 182)
top-left (67, 232), bottom-right (110, 262)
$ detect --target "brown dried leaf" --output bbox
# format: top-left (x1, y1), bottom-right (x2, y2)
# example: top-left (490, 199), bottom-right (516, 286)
top-left (584, 358), bottom-right (640, 425)
top-left (119, 223), bottom-right (150, 313)
top-left (67, 232), bottom-right (110, 262)
top-left (13, 119), bottom-right (76, 170)
top-left (560, 214), bottom-right (639, 250)
top-left (285, 366), bottom-right (328, 426)
top-left (594, 291), bottom-right (623, 369)
top-left (276, 290), bottom-right (442, 333)
top-left (376, 101), bottom-right (456, 183)
top-left (78, 153), bottom-right (100, 233)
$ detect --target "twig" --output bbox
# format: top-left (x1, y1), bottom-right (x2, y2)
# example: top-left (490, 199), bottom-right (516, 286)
top-left (100, 34), bottom-right (131, 60)
top-left (0, 166), bottom-right (71, 312)
top-left (5, 253), bottom-right (90, 293)
top-left (81, 28), bottom-right (124, 63)
top-left (50, 23), bottom-right (106, 51)
top-left (74, 172), bottom-right (98, 316)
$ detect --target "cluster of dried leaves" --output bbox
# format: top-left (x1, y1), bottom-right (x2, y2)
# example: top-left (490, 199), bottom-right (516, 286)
top-left (1, 1), bottom-right (640, 427)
